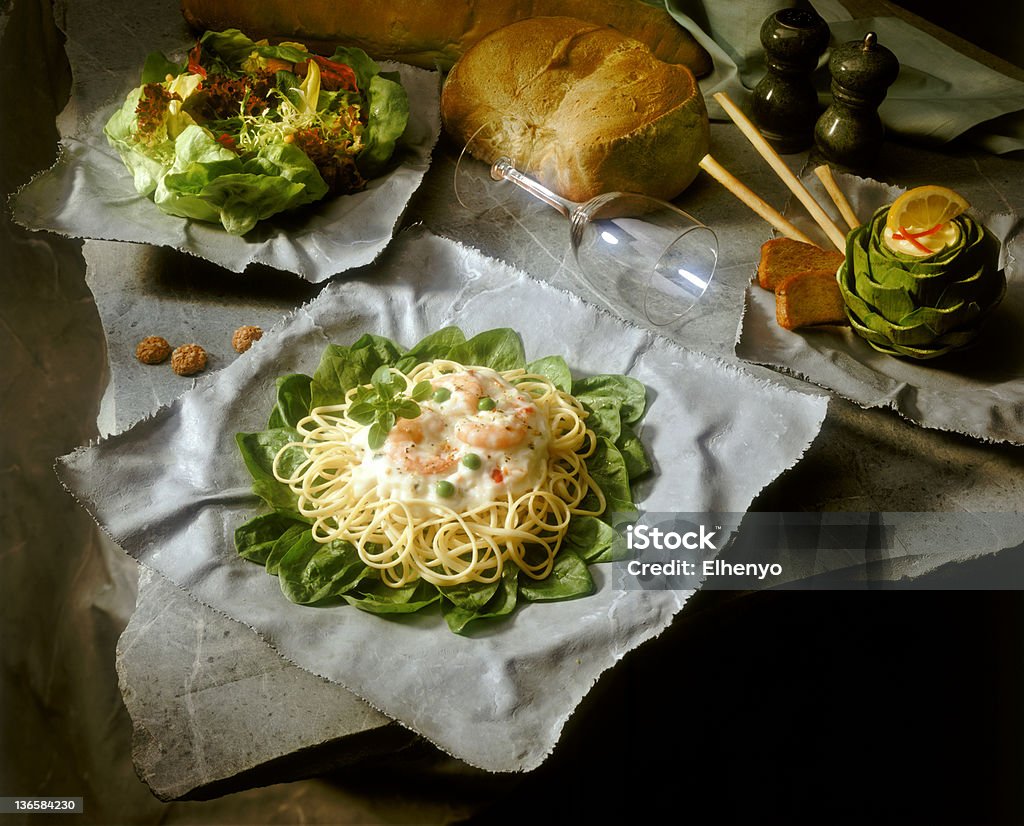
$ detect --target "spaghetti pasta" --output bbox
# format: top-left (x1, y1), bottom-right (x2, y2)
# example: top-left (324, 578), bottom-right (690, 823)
top-left (272, 360), bottom-right (605, 588)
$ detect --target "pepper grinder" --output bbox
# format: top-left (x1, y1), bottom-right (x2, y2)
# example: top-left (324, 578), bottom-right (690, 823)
top-left (814, 32), bottom-right (899, 169)
top-left (751, 7), bottom-right (830, 154)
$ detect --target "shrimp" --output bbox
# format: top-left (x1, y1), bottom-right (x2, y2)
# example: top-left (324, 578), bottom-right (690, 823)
top-left (455, 410), bottom-right (529, 450)
top-left (431, 372), bottom-right (483, 416)
top-left (384, 411), bottom-right (457, 475)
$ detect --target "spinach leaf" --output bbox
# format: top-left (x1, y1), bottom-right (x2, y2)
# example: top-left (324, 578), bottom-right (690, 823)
top-left (265, 523), bottom-right (309, 576)
top-left (395, 326), bottom-right (466, 372)
top-left (582, 437), bottom-right (636, 525)
top-left (442, 567), bottom-right (519, 634)
top-left (442, 577), bottom-right (499, 611)
top-left (617, 423), bottom-right (652, 480)
top-left (519, 550), bottom-right (593, 602)
top-left (235, 428), bottom-right (306, 512)
top-left (447, 328), bottom-right (526, 372)
top-left (563, 515), bottom-right (628, 563)
top-left (344, 580), bottom-right (441, 615)
top-left (310, 335), bottom-right (403, 409)
top-left (267, 373), bottom-right (313, 429)
top-left (277, 532), bottom-right (371, 604)
top-left (573, 374), bottom-right (647, 426)
top-left (526, 355), bottom-right (572, 392)
top-left (235, 512), bottom-right (307, 565)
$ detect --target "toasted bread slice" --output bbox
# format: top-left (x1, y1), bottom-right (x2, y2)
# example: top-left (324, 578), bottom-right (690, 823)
top-left (758, 237), bottom-right (845, 292)
top-left (775, 271), bottom-right (848, 330)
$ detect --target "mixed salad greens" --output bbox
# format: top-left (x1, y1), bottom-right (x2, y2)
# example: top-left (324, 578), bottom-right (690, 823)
top-left (104, 29), bottom-right (410, 235)
top-left (235, 327), bottom-right (651, 634)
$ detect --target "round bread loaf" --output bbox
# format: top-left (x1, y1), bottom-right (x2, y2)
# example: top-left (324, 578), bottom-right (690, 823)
top-left (441, 16), bottom-right (710, 203)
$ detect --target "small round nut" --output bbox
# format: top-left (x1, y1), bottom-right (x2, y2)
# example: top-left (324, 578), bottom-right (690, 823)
top-left (232, 325), bottom-right (263, 353)
top-left (136, 336), bottom-right (172, 365)
top-left (171, 344), bottom-right (208, 376)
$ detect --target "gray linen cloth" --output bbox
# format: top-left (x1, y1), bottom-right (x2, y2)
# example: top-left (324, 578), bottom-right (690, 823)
top-left (58, 229), bottom-right (828, 771)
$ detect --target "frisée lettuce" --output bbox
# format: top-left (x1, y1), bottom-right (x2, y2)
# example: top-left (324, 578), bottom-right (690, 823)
top-left (104, 29), bottom-right (410, 235)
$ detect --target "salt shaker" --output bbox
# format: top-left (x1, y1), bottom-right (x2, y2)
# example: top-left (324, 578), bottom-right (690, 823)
top-left (751, 7), bottom-right (830, 154)
top-left (814, 32), bottom-right (899, 169)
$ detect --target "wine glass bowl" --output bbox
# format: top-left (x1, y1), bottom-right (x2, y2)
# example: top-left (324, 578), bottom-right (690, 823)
top-left (456, 141), bottom-right (718, 327)
top-left (569, 191), bottom-right (718, 326)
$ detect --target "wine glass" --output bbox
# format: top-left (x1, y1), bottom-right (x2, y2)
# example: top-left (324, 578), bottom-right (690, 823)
top-left (453, 127), bottom-right (718, 327)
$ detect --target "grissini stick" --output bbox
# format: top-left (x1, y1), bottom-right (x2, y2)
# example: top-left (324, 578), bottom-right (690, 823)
top-left (713, 91), bottom-right (848, 251)
top-left (814, 164), bottom-right (860, 231)
top-left (698, 154), bottom-right (817, 246)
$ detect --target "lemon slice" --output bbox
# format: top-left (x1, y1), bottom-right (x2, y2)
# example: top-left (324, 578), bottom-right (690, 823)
top-left (885, 185), bottom-right (970, 233)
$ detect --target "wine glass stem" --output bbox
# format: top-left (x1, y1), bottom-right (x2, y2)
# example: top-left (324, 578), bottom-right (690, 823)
top-left (491, 157), bottom-right (574, 219)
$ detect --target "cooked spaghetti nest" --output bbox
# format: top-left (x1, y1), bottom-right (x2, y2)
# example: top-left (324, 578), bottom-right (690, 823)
top-left (272, 359), bottom-right (605, 587)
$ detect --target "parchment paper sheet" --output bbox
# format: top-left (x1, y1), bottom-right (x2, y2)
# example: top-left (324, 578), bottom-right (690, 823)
top-left (735, 174), bottom-right (1024, 445)
top-left (58, 230), bottom-right (828, 772)
top-left (11, 0), bottom-right (440, 282)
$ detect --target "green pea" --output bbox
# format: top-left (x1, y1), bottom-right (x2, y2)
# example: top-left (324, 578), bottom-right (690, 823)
top-left (435, 481), bottom-right (456, 498)
top-left (433, 387), bottom-right (451, 403)
top-left (477, 397), bottom-right (496, 411)
top-left (462, 453), bottom-right (482, 470)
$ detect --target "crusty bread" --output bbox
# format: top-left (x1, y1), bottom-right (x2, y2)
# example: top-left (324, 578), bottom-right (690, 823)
top-left (757, 237), bottom-right (845, 292)
top-left (775, 271), bottom-right (848, 330)
top-left (441, 17), bottom-right (709, 203)
top-left (180, 0), bottom-right (713, 76)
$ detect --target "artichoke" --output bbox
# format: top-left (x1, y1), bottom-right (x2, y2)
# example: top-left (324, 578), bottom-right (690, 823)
top-left (837, 205), bottom-right (1004, 359)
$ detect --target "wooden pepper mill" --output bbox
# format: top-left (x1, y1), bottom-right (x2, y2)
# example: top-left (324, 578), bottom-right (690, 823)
top-left (814, 32), bottom-right (899, 169)
top-left (751, 7), bottom-right (830, 154)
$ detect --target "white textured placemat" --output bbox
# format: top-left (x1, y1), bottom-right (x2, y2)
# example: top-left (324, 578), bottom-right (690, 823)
top-left (57, 229), bottom-right (828, 772)
top-left (11, 0), bottom-right (440, 282)
top-left (736, 174), bottom-right (1024, 445)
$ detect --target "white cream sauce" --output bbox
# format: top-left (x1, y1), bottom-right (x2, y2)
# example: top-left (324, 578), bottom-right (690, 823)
top-left (350, 367), bottom-right (550, 510)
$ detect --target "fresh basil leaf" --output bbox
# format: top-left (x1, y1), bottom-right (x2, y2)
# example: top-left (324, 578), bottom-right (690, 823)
top-left (519, 550), bottom-right (593, 602)
top-left (378, 410), bottom-right (396, 433)
top-left (236, 429), bottom-right (305, 511)
top-left (347, 401), bottom-right (376, 425)
top-left (394, 399), bottom-right (421, 419)
top-left (235, 512), bottom-right (307, 565)
top-left (265, 523), bottom-right (309, 576)
top-left (410, 380), bottom-right (433, 402)
top-left (442, 567), bottom-right (518, 634)
top-left (446, 328), bottom-right (526, 372)
top-left (564, 515), bottom-right (627, 563)
top-left (277, 533), bottom-right (371, 604)
top-left (344, 579), bottom-right (441, 614)
top-left (527, 355), bottom-right (572, 393)
top-left (268, 373), bottom-right (313, 429)
top-left (367, 421), bottom-right (388, 450)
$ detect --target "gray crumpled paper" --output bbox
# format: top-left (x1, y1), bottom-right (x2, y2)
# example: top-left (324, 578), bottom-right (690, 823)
top-left (735, 173), bottom-right (1024, 445)
top-left (57, 229), bottom-right (828, 772)
top-left (11, 0), bottom-right (440, 282)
